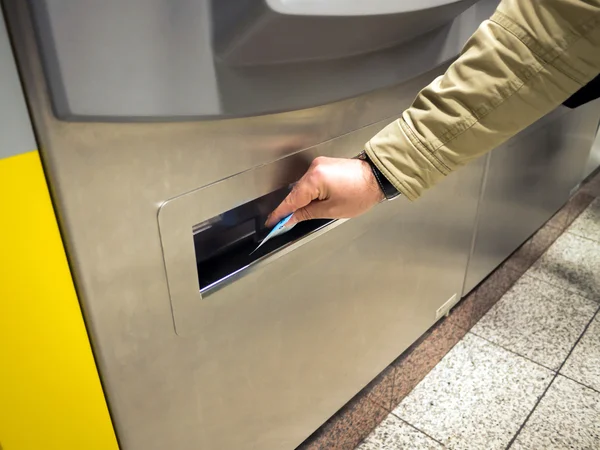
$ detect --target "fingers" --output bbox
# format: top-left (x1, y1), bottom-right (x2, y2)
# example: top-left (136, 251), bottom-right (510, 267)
top-left (286, 200), bottom-right (333, 226)
top-left (265, 177), bottom-right (318, 227)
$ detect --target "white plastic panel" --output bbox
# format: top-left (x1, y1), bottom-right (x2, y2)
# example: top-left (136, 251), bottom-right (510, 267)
top-left (267, 0), bottom-right (466, 15)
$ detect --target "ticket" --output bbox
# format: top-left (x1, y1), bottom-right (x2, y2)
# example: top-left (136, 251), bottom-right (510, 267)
top-left (250, 214), bottom-right (296, 255)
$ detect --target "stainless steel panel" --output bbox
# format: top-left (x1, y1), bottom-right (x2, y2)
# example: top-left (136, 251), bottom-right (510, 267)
top-left (586, 131), bottom-right (600, 178)
top-left (5, 1), bottom-right (491, 449)
top-left (159, 117), bottom-right (474, 335)
top-left (28, 0), bottom-right (491, 118)
top-left (464, 102), bottom-right (600, 294)
top-left (583, 101), bottom-right (600, 179)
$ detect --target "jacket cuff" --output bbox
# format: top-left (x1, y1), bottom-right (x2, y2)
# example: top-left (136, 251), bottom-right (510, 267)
top-left (365, 118), bottom-right (449, 201)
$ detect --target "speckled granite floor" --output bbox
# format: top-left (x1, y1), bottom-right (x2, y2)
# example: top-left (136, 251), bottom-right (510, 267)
top-left (355, 197), bottom-right (600, 450)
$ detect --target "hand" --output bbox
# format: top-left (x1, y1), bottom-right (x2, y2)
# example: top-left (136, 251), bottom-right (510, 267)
top-left (265, 156), bottom-right (385, 228)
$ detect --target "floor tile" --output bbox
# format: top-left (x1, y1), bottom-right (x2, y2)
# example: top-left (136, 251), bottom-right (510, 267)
top-left (365, 365), bottom-right (395, 411)
top-left (561, 314), bottom-right (600, 393)
top-left (298, 395), bottom-right (388, 450)
top-left (543, 202), bottom-right (570, 231)
top-left (393, 333), bottom-right (553, 450)
top-left (472, 275), bottom-right (597, 370)
top-left (356, 414), bottom-right (443, 450)
top-left (391, 308), bottom-right (468, 407)
top-left (511, 376), bottom-right (600, 450)
top-left (469, 263), bottom-right (523, 327)
top-left (504, 235), bottom-right (539, 274)
top-left (529, 224), bottom-right (565, 260)
top-left (447, 294), bottom-right (474, 332)
top-left (565, 191), bottom-right (596, 227)
top-left (528, 233), bottom-right (600, 301)
top-left (581, 169), bottom-right (600, 197)
top-left (505, 225), bottom-right (563, 274)
top-left (568, 198), bottom-right (600, 243)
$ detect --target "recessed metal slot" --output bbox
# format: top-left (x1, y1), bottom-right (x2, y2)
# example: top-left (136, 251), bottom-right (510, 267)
top-left (194, 186), bottom-right (334, 296)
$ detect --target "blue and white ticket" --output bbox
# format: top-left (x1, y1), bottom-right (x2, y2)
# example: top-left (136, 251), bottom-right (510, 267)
top-left (250, 214), bottom-right (296, 255)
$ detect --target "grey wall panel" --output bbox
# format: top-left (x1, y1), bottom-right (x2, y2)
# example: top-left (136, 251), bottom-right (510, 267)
top-left (586, 131), bottom-right (600, 178)
top-left (0, 6), bottom-right (35, 159)
top-left (464, 102), bottom-right (600, 295)
top-left (583, 101), bottom-right (600, 179)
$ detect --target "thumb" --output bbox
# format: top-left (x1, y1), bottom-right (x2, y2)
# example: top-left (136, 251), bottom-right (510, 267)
top-left (266, 179), bottom-right (317, 227)
top-left (287, 200), bottom-right (333, 226)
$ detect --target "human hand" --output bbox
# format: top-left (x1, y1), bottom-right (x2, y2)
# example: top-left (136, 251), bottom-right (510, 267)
top-left (265, 156), bottom-right (385, 228)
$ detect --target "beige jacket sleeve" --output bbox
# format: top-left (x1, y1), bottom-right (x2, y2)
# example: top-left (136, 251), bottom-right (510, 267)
top-left (365, 0), bottom-right (600, 201)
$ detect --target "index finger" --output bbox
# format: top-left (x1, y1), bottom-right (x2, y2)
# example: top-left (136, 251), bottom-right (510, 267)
top-left (265, 177), bottom-right (316, 228)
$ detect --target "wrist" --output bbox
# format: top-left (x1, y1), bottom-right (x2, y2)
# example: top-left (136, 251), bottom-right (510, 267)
top-left (358, 159), bottom-right (386, 203)
top-left (356, 151), bottom-right (401, 201)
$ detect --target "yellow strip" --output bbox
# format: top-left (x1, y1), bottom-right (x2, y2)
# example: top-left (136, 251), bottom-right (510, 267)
top-left (0, 151), bottom-right (119, 450)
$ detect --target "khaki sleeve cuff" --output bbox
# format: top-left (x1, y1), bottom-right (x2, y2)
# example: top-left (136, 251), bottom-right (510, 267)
top-left (365, 117), bottom-right (449, 201)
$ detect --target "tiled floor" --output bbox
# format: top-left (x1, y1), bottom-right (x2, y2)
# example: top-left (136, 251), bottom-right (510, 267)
top-left (356, 198), bottom-right (600, 450)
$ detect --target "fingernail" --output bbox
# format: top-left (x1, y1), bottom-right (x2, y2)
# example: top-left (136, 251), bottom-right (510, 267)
top-left (284, 215), bottom-right (295, 228)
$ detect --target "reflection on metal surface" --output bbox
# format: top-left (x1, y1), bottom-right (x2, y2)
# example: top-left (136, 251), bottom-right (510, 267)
top-left (583, 104), bottom-right (600, 179)
top-left (464, 102), bottom-right (600, 294)
top-left (27, 0), bottom-right (481, 118)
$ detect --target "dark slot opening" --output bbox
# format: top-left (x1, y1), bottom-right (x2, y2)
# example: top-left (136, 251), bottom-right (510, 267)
top-left (193, 187), bottom-right (333, 295)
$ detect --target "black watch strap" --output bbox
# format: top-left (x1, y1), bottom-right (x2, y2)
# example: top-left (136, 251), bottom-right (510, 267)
top-left (356, 151), bottom-right (401, 200)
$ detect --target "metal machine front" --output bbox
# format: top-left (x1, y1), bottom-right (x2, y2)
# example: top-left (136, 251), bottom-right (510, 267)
top-left (464, 101), bottom-right (600, 294)
top-left (6, 1), bottom-right (497, 449)
top-left (583, 109), bottom-right (600, 179)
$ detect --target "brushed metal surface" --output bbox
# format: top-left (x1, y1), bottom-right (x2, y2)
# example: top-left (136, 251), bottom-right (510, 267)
top-left (464, 101), bottom-right (600, 294)
top-left (583, 101), bottom-right (600, 179)
top-left (27, 0), bottom-right (487, 118)
top-left (158, 117), bottom-right (446, 335)
top-left (6, 1), bottom-right (492, 449)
